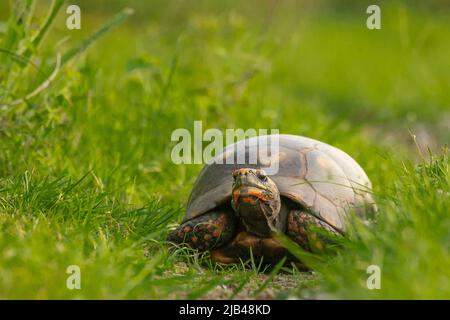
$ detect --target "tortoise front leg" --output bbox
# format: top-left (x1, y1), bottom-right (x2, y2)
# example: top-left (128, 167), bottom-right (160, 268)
top-left (287, 210), bottom-right (338, 252)
top-left (210, 210), bottom-right (339, 266)
top-left (167, 210), bottom-right (237, 251)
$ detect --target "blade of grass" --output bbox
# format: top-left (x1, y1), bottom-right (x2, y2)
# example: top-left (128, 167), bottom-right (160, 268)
top-left (21, 0), bottom-right (65, 61)
top-left (187, 276), bottom-right (226, 299)
top-left (0, 48), bottom-right (44, 74)
top-left (1, 0), bottom-right (35, 67)
top-left (228, 273), bottom-right (252, 299)
top-left (61, 8), bottom-right (134, 66)
top-left (31, 0), bottom-right (65, 48)
top-left (158, 45), bottom-right (179, 110)
top-left (253, 257), bottom-right (286, 297)
top-left (0, 53), bottom-right (61, 107)
top-left (275, 233), bottom-right (325, 270)
top-left (1, 0), bottom-right (35, 51)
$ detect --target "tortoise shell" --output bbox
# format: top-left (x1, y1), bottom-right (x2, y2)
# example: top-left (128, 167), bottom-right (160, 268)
top-left (184, 134), bottom-right (375, 232)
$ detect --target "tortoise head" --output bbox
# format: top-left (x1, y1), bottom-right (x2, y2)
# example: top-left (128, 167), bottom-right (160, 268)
top-left (231, 168), bottom-right (282, 237)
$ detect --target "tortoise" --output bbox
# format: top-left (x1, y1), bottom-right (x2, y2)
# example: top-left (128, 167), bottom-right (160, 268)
top-left (168, 134), bottom-right (375, 264)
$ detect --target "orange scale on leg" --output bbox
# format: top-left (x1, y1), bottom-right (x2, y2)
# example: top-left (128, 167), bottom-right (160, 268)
top-left (212, 229), bottom-right (221, 237)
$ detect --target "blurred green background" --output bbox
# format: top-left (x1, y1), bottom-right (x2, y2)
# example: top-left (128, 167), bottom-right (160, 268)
top-left (0, 0), bottom-right (449, 299)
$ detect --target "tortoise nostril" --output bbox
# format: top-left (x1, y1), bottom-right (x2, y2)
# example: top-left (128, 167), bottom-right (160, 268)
top-left (257, 172), bottom-right (268, 182)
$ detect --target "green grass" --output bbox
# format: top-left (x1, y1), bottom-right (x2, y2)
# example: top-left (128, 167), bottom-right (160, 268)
top-left (0, 0), bottom-right (449, 299)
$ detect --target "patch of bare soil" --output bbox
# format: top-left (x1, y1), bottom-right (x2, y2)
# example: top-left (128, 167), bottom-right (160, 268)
top-left (161, 262), bottom-right (319, 300)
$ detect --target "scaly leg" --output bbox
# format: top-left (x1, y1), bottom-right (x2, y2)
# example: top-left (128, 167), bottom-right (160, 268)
top-left (167, 210), bottom-right (237, 251)
top-left (287, 210), bottom-right (338, 252)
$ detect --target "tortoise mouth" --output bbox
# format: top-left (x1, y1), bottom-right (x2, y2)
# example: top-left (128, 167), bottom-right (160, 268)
top-left (232, 187), bottom-right (271, 204)
top-left (231, 187), bottom-right (275, 237)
